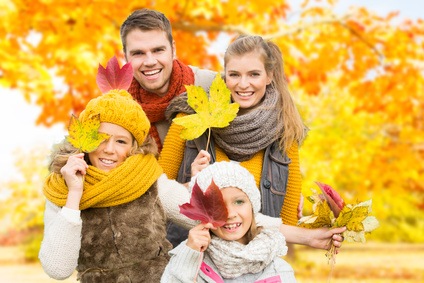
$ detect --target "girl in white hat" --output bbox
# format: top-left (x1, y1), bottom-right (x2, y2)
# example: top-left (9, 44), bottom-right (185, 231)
top-left (161, 161), bottom-right (296, 282)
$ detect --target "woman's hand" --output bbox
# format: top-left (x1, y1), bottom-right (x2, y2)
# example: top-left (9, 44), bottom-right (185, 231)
top-left (61, 153), bottom-right (88, 209)
top-left (191, 150), bottom-right (211, 177)
top-left (186, 223), bottom-right (214, 252)
top-left (307, 226), bottom-right (346, 252)
top-left (279, 224), bottom-right (346, 252)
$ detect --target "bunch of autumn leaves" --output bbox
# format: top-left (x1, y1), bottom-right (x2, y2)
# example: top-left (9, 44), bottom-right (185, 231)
top-left (298, 182), bottom-right (380, 264)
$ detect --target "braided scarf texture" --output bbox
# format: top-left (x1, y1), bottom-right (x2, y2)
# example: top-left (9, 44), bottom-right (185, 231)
top-left (207, 228), bottom-right (287, 278)
top-left (212, 87), bottom-right (283, 161)
top-left (128, 59), bottom-right (194, 152)
top-left (43, 154), bottom-right (163, 210)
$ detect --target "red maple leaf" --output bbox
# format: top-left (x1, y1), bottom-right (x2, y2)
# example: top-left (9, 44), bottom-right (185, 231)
top-left (179, 179), bottom-right (228, 227)
top-left (96, 56), bottom-right (133, 93)
top-left (315, 181), bottom-right (345, 218)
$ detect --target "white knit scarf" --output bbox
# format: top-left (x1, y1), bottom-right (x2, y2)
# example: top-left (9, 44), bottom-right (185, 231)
top-left (207, 228), bottom-right (287, 278)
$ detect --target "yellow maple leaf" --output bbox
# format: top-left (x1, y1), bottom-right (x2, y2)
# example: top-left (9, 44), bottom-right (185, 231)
top-left (333, 206), bottom-right (353, 227)
top-left (344, 230), bottom-right (366, 243)
top-left (338, 201), bottom-right (379, 241)
top-left (362, 216), bottom-right (380, 232)
top-left (345, 206), bottom-right (368, 232)
top-left (298, 198), bottom-right (333, 228)
top-left (66, 114), bottom-right (110, 153)
top-left (172, 74), bottom-right (239, 142)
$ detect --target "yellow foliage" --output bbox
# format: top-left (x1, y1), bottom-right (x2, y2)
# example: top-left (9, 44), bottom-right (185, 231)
top-left (0, 146), bottom-right (50, 231)
top-left (0, 0), bottom-right (423, 242)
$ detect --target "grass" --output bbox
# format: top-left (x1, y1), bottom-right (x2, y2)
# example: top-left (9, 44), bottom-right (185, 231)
top-left (288, 242), bottom-right (424, 283)
top-left (0, 246), bottom-right (77, 283)
top-left (0, 242), bottom-right (423, 282)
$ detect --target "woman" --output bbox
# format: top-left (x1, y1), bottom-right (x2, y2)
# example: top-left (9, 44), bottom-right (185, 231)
top-left (159, 35), bottom-right (346, 249)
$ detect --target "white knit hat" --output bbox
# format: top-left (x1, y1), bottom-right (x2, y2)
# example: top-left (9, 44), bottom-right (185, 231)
top-left (188, 161), bottom-right (261, 214)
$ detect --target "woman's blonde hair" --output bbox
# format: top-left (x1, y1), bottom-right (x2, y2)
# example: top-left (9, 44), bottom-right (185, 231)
top-left (224, 35), bottom-right (306, 152)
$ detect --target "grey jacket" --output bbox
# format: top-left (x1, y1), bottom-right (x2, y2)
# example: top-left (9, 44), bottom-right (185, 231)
top-left (177, 134), bottom-right (291, 217)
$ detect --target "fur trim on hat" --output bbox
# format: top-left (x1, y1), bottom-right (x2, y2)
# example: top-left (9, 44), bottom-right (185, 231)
top-left (79, 90), bottom-right (150, 145)
top-left (188, 161), bottom-right (261, 213)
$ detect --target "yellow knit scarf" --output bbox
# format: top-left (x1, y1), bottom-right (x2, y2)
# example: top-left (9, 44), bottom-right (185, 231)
top-left (43, 154), bottom-right (163, 210)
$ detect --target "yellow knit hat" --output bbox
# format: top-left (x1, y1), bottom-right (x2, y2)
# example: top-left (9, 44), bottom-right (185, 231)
top-left (79, 89), bottom-right (150, 145)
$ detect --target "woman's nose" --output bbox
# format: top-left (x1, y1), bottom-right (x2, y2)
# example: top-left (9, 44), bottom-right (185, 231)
top-left (238, 76), bottom-right (250, 88)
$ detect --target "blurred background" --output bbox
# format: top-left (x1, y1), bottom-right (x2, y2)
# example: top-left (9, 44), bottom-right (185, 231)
top-left (0, 0), bottom-right (423, 282)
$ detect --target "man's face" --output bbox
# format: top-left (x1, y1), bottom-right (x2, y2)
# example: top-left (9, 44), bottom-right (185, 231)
top-left (125, 29), bottom-right (176, 97)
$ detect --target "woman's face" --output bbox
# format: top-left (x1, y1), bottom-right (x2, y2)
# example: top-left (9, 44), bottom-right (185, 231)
top-left (88, 122), bottom-right (134, 172)
top-left (212, 187), bottom-right (253, 245)
top-left (225, 51), bottom-right (272, 109)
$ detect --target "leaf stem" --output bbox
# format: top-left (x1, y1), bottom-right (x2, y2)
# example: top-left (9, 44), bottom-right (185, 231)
top-left (206, 127), bottom-right (211, 152)
top-left (325, 240), bottom-right (337, 282)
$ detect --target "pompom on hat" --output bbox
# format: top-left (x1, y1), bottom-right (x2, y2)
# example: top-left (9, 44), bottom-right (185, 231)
top-left (188, 161), bottom-right (261, 214)
top-left (79, 90), bottom-right (150, 145)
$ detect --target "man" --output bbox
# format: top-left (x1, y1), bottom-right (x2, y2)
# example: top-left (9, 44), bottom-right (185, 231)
top-left (120, 9), bottom-right (216, 152)
top-left (120, 9), bottom-right (216, 247)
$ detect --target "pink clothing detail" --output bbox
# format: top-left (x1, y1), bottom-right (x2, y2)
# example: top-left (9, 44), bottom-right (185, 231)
top-left (200, 262), bottom-right (224, 283)
top-left (255, 275), bottom-right (282, 283)
top-left (200, 262), bottom-right (283, 283)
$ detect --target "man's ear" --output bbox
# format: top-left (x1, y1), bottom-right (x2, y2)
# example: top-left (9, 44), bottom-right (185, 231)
top-left (172, 40), bottom-right (177, 59)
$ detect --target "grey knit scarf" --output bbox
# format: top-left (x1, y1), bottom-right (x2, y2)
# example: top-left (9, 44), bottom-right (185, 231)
top-left (212, 87), bottom-right (283, 161)
top-left (165, 86), bottom-right (284, 162)
top-left (207, 228), bottom-right (287, 279)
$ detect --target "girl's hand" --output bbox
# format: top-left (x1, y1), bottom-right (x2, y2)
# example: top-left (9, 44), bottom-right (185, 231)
top-left (191, 150), bottom-right (211, 177)
top-left (61, 153), bottom-right (88, 209)
top-left (186, 223), bottom-right (214, 252)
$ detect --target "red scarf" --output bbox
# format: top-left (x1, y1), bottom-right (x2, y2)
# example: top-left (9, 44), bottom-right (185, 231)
top-left (128, 59), bottom-right (194, 152)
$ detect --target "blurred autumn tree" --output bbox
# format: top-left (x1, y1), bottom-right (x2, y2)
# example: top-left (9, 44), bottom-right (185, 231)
top-left (0, 146), bottom-right (49, 260)
top-left (1, 0), bottom-right (423, 244)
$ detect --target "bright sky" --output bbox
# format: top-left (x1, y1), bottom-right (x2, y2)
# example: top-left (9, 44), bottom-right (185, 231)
top-left (0, 0), bottom-right (421, 183)
top-left (0, 90), bottom-right (67, 182)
